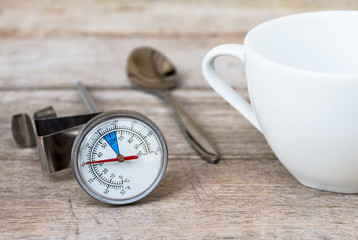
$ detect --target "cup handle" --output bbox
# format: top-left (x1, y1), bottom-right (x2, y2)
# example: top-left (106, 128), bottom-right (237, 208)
top-left (202, 44), bottom-right (262, 132)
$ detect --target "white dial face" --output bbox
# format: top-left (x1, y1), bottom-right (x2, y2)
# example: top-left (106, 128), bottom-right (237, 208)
top-left (76, 116), bottom-right (165, 202)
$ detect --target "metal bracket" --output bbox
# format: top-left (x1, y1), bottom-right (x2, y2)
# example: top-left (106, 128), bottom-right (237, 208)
top-left (11, 106), bottom-right (100, 174)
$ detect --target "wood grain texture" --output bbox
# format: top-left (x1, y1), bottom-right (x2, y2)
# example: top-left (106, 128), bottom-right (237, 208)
top-left (0, 0), bottom-right (357, 38)
top-left (0, 37), bottom-right (247, 89)
top-left (1, 158), bottom-right (358, 239)
top-left (1, 0), bottom-right (358, 239)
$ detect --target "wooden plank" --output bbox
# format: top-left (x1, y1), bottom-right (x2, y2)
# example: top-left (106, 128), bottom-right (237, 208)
top-left (0, 157), bottom-right (357, 239)
top-left (0, 37), bottom-right (247, 89)
top-left (0, 0), bottom-right (357, 38)
top-left (1, 89), bottom-right (273, 161)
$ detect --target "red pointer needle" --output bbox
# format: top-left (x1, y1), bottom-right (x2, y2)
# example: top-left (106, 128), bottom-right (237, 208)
top-left (86, 155), bottom-right (138, 165)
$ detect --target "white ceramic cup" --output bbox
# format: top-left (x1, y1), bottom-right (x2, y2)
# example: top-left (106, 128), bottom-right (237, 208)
top-left (202, 11), bottom-right (358, 193)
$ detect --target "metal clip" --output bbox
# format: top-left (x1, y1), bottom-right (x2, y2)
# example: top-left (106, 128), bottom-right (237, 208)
top-left (11, 107), bottom-right (100, 174)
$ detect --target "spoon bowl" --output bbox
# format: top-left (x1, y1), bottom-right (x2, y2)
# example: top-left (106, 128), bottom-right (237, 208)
top-left (127, 47), bottom-right (177, 92)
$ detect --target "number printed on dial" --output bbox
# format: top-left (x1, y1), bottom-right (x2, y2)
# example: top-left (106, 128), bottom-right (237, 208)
top-left (76, 116), bottom-right (165, 202)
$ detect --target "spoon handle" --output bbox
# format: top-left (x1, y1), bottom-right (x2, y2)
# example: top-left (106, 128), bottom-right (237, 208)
top-left (164, 93), bottom-right (220, 163)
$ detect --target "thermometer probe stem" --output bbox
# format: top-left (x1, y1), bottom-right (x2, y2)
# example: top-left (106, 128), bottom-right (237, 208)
top-left (76, 81), bottom-right (99, 113)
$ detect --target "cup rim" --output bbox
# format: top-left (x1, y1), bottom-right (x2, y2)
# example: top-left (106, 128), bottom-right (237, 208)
top-left (244, 10), bottom-right (358, 77)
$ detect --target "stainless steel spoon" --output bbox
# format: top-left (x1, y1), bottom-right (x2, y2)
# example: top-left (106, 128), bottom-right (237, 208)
top-left (126, 47), bottom-right (219, 163)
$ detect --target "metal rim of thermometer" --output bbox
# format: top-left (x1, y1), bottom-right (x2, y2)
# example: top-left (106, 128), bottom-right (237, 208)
top-left (72, 110), bottom-right (168, 205)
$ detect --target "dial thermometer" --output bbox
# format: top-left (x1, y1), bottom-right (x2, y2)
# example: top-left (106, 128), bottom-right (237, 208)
top-left (72, 110), bottom-right (168, 205)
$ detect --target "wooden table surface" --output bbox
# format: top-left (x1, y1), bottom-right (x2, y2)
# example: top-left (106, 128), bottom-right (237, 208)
top-left (1, 1), bottom-right (358, 239)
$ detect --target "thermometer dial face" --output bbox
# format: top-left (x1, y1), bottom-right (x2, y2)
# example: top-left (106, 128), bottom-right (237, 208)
top-left (72, 110), bottom-right (168, 205)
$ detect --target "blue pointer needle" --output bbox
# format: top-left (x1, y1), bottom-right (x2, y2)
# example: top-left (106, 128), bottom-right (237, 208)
top-left (104, 132), bottom-right (120, 155)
